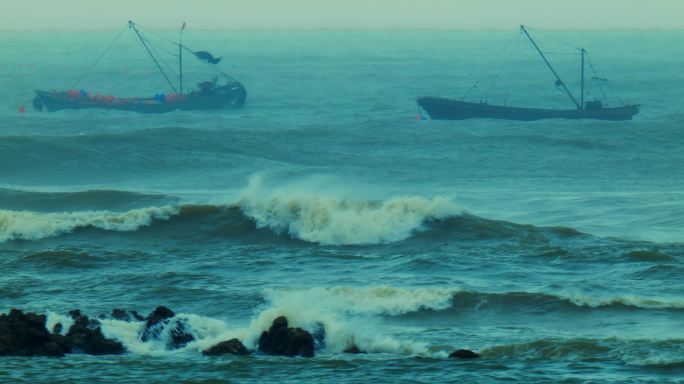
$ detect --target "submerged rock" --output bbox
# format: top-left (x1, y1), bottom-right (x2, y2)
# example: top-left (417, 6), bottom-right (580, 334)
top-left (258, 316), bottom-right (315, 358)
top-left (203, 338), bottom-right (250, 356)
top-left (343, 345), bottom-right (366, 354)
top-left (0, 309), bottom-right (66, 356)
top-left (449, 349), bottom-right (480, 359)
top-left (140, 306), bottom-right (195, 349)
top-left (312, 322), bottom-right (326, 351)
top-left (169, 320), bottom-right (195, 348)
top-left (141, 306), bottom-right (176, 342)
top-left (110, 308), bottom-right (144, 322)
top-left (145, 306), bottom-right (175, 328)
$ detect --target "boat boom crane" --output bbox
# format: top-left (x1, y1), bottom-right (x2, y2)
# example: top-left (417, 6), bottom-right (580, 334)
top-left (128, 20), bottom-right (178, 94)
top-left (520, 25), bottom-right (581, 110)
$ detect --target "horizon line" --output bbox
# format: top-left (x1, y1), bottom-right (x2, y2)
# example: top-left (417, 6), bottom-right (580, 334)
top-left (2, 26), bottom-right (684, 32)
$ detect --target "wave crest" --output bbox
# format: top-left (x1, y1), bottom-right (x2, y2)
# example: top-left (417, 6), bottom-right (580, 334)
top-left (239, 187), bottom-right (461, 245)
top-left (0, 206), bottom-right (179, 242)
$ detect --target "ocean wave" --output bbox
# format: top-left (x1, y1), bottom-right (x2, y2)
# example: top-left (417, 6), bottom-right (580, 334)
top-left (49, 287), bottom-right (460, 357)
top-left (40, 311), bottom-right (684, 365)
top-left (0, 184), bottom-right (588, 245)
top-left (237, 176), bottom-right (463, 245)
top-left (480, 337), bottom-right (684, 368)
top-left (625, 250), bottom-right (676, 262)
top-left (36, 283), bottom-right (684, 361)
top-left (442, 290), bottom-right (684, 313)
top-left (0, 205), bottom-right (179, 242)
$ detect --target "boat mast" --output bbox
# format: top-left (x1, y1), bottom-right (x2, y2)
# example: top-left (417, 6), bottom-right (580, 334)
top-left (128, 21), bottom-right (178, 94)
top-left (179, 22), bottom-right (185, 95)
top-left (520, 25), bottom-right (581, 110)
top-left (580, 48), bottom-right (585, 110)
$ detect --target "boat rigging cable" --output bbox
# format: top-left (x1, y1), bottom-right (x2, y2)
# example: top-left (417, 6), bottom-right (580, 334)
top-left (133, 23), bottom-right (239, 84)
top-left (462, 31), bottom-right (520, 100)
top-left (470, 27), bottom-right (613, 108)
top-left (67, 21), bottom-right (239, 97)
top-left (70, 25), bottom-right (128, 90)
top-left (585, 53), bottom-right (610, 104)
top-left (526, 26), bottom-right (611, 105)
top-left (128, 21), bottom-right (178, 93)
top-left (482, 32), bottom-right (522, 104)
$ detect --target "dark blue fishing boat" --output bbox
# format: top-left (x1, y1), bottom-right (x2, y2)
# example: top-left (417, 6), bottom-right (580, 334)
top-left (418, 26), bottom-right (639, 121)
top-left (33, 21), bottom-right (246, 114)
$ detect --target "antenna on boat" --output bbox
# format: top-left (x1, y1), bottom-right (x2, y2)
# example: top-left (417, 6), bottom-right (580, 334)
top-left (179, 22), bottom-right (186, 95)
top-left (128, 20), bottom-right (178, 94)
top-left (520, 25), bottom-right (581, 110)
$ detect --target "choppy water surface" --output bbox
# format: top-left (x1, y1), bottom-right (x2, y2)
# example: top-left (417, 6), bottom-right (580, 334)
top-left (1, 29), bottom-right (683, 383)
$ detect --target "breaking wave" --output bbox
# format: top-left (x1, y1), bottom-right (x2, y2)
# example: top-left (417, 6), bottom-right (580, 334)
top-left (37, 285), bottom-right (684, 361)
top-left (40, 286), bottom-right (460, 357)
top-left (0, 206), bottom-right (179, 242)
top-left (0, 183), bottom-right (589, 245)
top-left (444, 290), bottom-right (684, 312)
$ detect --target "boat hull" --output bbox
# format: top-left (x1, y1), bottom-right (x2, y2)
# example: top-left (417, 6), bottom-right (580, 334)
top-left (33, 83), bottom-right (247, 114)
top-left (418, 97), bottom-right (640, 121)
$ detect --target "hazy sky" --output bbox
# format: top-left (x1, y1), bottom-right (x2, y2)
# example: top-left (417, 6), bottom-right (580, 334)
top-left (2, 0), bottom-right (683, 30)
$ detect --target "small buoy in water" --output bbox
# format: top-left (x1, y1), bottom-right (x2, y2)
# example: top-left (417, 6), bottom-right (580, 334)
top-left (416, 114), bottom-right (421, 120)
top-left (18, 105), bottom-right (26, 113)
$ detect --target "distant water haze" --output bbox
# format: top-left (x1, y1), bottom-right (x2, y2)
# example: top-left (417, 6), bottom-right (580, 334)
top-left (2, 0), bottom-right (684, 30)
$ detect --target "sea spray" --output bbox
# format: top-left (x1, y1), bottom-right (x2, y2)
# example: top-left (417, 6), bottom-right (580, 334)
top-left (237, 177), bottom-right (462, 245)
top-left (247, 286), bottom-right (460, 354)
top-left (56, 286), bottom-right (461, 357)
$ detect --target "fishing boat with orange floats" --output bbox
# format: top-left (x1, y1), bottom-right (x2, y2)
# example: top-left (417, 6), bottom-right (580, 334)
top-left (33, 21), bottom-right (246, 114)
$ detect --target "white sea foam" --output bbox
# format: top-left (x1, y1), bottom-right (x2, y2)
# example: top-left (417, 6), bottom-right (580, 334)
top-left (85, 286), bottom-right (459, 357)
top-left (0, 206), bottom-right (179, 242)
top-left (559, 292), bottom-right (684, 310)
top-left (244, 286), bottom-right (460, 355)
top-left (99, 314), bottom-right (232, 356)
top-left (237, 177), bottom-right (461, 245)
top-left (45, 310), bottom-right (74, 335)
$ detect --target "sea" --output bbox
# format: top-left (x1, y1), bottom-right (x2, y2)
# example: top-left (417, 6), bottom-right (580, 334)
top-left (1, 28), bottom-right (683, 383)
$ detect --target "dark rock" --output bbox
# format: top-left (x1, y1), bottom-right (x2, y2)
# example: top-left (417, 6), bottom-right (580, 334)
top-left (110, 309), bottom-right (144, 322)
top-left (202, 338), bottom-right (250, 356)
top-left (110, 309), bottom-right (126, 320)
top-left (68, 309), bottom-right (82, 319)
top-left (449, 349), bottom-right (480, 359)
top-left (42, 341), bottom-right (65, 356)
top-left (52, 323), bottom-right (63, 334)
top-left (0, 309), bottom-right (124, 357)
top-left (140, 306), bottom-right (194, 349)
top-left (65, 313), bottom-right (124, 355)
top-left (140, 306), bottom-right (176, 342)
top-left (343, 345), bottom-right (366, 354)
top-left (145, 306), bottom-right (175, 328)
top-left (258, 316), bottom-right (315, 358)
top-left (169, 320), bottom-right (195, 348)
top-left (272, 316), bottom-right (288, 329)
top-left (0, 309), bottom-right (66, 356)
